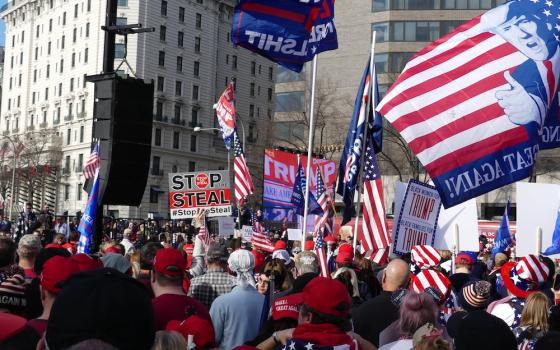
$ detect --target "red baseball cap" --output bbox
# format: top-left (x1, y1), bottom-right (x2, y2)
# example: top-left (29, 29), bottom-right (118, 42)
top-left (271, 294), bottom-right (300, 320)
top-left (104, 246), bottom-right (122, 255)
top-left (336, 251), bottom-right (354, 264)
top-left (166, 315), bottom-right (215, 348)
top-left (274, 240), bottom-right (287, 250)
top-left (252, 249), bottom-right (265, 273)
top-left (41, 256), bottom-right (80, 294)
top-left (0, 313), bottom-right (26, 341)
top-left (338, 244), bottom-right (353, 254)
top-left (293, 277), bottom-right (351, 317)
top-left (154, 248), bottom-right (185, 277)
top-left (71, 253), bottom-right (103, 271)
top-left (455, 253), bottom-right (475, 266)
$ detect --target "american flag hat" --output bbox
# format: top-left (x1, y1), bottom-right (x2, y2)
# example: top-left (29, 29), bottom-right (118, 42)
top-left (411, 245), bottom-right (441, 270)
top-left (411, 268), bottom-right (452, 304)
top-left (500, 254), bottom-right (550, 299)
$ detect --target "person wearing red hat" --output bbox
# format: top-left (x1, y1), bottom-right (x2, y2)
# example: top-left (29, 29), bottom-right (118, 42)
top-left (274, 240), bottom-right (287, 251)
top-left (166, 315), bottom-right (216, 349)
top-left (257, 277), bottom-right (375, 350)
top-left (0, 312), bottom-right (41, 349)
top-left (151, 248), bottom-right (211, 330)
top-left (449, 252), bottom-right (475, 293)
top-left (26, 256), bottom-right (79, 336)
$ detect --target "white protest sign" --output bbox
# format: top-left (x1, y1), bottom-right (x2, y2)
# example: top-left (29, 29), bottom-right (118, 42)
top-left (393, 180), bottom-right (442, 255)
top-left (168, 170), bottom-right (232, 219)
top-left (217, 217), bottom-right (235, 237)
top-left (434, 199), bottom-right (479, 252)
top-left (287, 228), bottom-right (302, 241)
top-left (517, 182), bottom-right (560, 257)
top-left (241, 225), bottom-right (253, 241)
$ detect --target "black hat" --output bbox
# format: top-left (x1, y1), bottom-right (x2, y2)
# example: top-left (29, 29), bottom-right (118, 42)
top-left (45, 268), bottom-right (155, 350)
top-left (457, 280), bottom-right (491, 312)
top-left (447, 310), bottom-right (517, 350)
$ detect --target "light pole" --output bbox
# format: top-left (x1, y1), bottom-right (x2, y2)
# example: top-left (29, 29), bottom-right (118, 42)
top-left (1, 135), bottom-right (20, 221)
top-left (192, 127), bottom-right (230, 170)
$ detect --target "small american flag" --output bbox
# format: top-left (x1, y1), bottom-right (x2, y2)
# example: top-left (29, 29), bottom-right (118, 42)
top-left (360, 145), bottom-right (390, 254)
top-left (233, 131), bottom-right (254, 206)
top-left (197, 225), bottom-right (211, 247)
top-left (83, 143), bottom-right (100, 179)
top-left (251, 212), bottom-right (274, 252)
top-left (314, 234), bottom-right (330, 278)
top-left (314, 167), bottom-right (334, 235)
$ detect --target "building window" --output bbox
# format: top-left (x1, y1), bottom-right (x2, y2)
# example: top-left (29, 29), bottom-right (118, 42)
top-left (152, 156), bottom-right (161, 174)
top-left (77, 153), bottom-right (83, 171)
top-left (49, 19), bottom-right (53, 32)
top-left (195, 13), bottom-right (202, 28)
top-left (84, 48), bottom-right (89, 63)
top-left (268, 88), bottom-right (273, 102)
top-left (36, 25), bottom-right (40, 38)
top-left (176, 56), bottom-right (183, 72)
top-left (72, 28), bottom-right (77, 43)
top-left (158, 51), bottom-right (165, 66)
top-left (276, 64), bottom-right (305, 83)
top-left (86, 23), bottom-right (90, 37)
top-left (250, 83), bottom-right (255, 97)
top-left (179, 7), bottom-right (185, 22)
top-left (161, 0), bottom-right (167, 16)
top-left (46, 65), bottom-right (50, 78)
top-left (251, 61), bottom-right (256, 76)
top-left (194, 37), bottom-right (201, 53)
top-left (63, 12), bottom-right (67, 25)
top-left (175, 81), bottom-right (182, 96)
top-left (191, 108), bottom-right (198, 125)
top-left (66, 128), bottom-right (71, 145)
top-left (157, 76), bottom-right (164, 91)
top-left (156, 101), bottom-right (163, 117)
top-left (45, 88), bottom-right (49, 100)
top-left (64, 184), bottom-right (70, 200)
top-left (193, 61), bottom-right (200, 77)
top-left (174, 104), bottom-right (181, 120)
top-left (249, 104), bottom-right (255, 118)
top-left (60, 59), bottom-right (64, 73)
top-left (188, 161), bottom-right (196, 172)
top-left (160, 25), bottom-right (166, 41)
top-left (192, 85), bottom-right (199, 100)
top-left (150, 188), bottom-right (159, 203)
top-left (232, 55), bottom-right (237, 69)
top-left (61, 35), bottom-right (65, 49)
top-left (70, 78), bottom-right (74, 91)
top-left (173, 132), bottom-right (180, 149)
top-left (155, 128), bottom-right (162, 146)
top-left (80, 125), bottom-right (84, 142)
top-left (178, 31), bottom-right (184, 47)
top-left (116, 17), bottom-right (127, 26)
top-left (372, 20), bottom-right (464, 43)
top-left (77, 183), bottom-right (83, 201)
top-left (59, 83), bottom-right (63, 96)
top-left (118, 0), bottom-right (128, 6)
top-left (275, 91), bottom-right (305, 112)
top-left (268, 67), bottom-right (274, 81)
top-left (74, 4), bottom-right (79, 17)
top-left (71, 52), bottom-right (76, 67)
top-left (190, 135), bottom-right (197, 152)
top-left (87, 0), bottom-right (91, 11)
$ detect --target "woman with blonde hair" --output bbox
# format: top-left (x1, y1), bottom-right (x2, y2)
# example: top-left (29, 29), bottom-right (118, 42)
top-left (151, 330), bottom-right (187, 350)
top-left (513, 291), bottom-right (550, 350)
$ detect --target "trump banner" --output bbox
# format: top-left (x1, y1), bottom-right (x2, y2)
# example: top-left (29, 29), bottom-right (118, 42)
top-left (376, 0), bottom-right (560, 208)
top-left (263, 149), bottom-right (336, 224)
top-left (231, 0), bottom-right (337, 72)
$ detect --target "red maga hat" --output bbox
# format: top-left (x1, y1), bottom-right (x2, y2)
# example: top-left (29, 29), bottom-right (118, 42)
top-left (293, 277), bottom-right (351, 317)
top-left (41, 256), bottom-right (80, 294)
top-left (154, 248), bottom-right (185, 277)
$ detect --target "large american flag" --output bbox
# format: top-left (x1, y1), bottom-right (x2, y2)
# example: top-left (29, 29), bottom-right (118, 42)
top-left (251, 212), bottom-right (274, 252)
top-left (233, 131), bottom-right (254, 206)
top-left (376, 0), bottom-right (560, 208)
top-left (314, 233), bottom-right (331, 278)
top-left (313, 167), bottom-right (334, 235)
top-left (360, 145), bottom-right (390, 254)
top-left (83, 142), bottom-right (100, 179)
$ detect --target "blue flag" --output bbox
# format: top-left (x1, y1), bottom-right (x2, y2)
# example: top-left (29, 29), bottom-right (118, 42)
top-left (492, 201), bottom-right (513, 257)
top-left (337, 59), bottom-right (383, 224)
top-left (231, 0), bottom-right (337, 72)
top-left (290, 162), bottom-right (323, 216)
top-left (77, 170), bottom-right (100, 254)
top-left (543, 207), bottom-right (560, 256)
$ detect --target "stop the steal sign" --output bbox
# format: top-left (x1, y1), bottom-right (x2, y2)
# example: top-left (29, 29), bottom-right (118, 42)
top-left (168, 170), bottom-right (232, 219)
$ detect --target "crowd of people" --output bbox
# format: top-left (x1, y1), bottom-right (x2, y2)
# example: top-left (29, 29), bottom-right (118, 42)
top-left (0, 206), bottom-right (559, 350)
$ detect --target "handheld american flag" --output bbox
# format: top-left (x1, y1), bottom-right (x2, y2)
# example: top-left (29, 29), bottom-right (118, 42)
top-left (377, 0), bottom-right (560, 208)
top-left (251, 212), bottom-right (275, 252)
top-left (213, 84), bottom-right (236, 150)
top-left (314, 233), bottom-right (331, 278)
top-left (360, 144), bottom-right (390, 254)
top-left (291, 161), bottom-right (324, 216)
top-left (83, 142), bottom-right (100, 179)
top-left (314, 167), bottom-right (335, 235)
top-left (233, 131), bottom-right (254, 206)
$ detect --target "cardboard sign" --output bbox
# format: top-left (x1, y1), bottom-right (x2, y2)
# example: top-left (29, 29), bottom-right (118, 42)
top-left (287, 228), bottom-right (303, 241)
top-left (434, 199), bottom-right (479, 252)
top-left (241, 225), bottom-right (254, 241)
top-left (393, 180), bottom-right (442, 255)
top-left (517, 182), bottom-right (560, 257)
top-left (217, 217), bottom-right (235, 237)
top-left (169, 170), bottom-right (232, 219)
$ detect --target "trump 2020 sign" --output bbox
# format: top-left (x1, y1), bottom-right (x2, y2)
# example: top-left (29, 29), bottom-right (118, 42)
top-left (168, 170), bottom-right (232, 219)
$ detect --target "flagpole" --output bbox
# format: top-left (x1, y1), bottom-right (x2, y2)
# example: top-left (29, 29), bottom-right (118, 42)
top-left (301, 54), bottom-right (319, 251)
top-left (352, 33), bottom-right (377, 253)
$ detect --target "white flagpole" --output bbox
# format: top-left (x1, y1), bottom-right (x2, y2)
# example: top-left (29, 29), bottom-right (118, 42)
top-left (352, 33), bottom-right (377, 253)
top-left (301, 54), bottom-right (319, 250)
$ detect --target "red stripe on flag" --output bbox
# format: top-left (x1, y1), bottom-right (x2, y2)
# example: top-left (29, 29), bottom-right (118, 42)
top-left (425, 127), bottom-right (529, 177)
top-left (241, 3), bottom-right (306, 24)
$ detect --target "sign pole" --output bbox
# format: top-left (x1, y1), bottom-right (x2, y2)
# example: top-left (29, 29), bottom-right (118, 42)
top-left (536, 226), bottom-right (542, 255)
top-left (352, 33), bottom-right (377, 253)
top-left (301, 54), bottom-right (319, 250)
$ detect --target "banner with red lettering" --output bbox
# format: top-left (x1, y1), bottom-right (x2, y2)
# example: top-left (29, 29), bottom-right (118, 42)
top-left (393, 180), bottom-right (442, 256)
top-left (263, 149), bottom-right (336, 226)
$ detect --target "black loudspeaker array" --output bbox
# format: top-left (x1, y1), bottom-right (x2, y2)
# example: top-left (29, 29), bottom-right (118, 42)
top-left (91, 75), bottom-right (154, 206)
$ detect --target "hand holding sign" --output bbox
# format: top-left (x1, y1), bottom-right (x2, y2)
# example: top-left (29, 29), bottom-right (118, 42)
top-left (495, 71), bottom-right (542, 126)
top-left (192, 208), bottom-right (208, 228)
